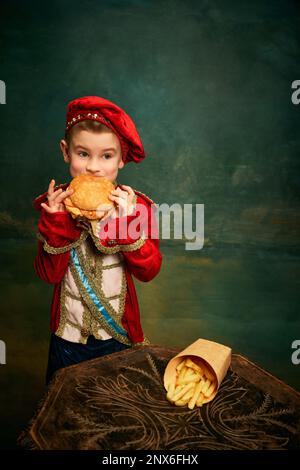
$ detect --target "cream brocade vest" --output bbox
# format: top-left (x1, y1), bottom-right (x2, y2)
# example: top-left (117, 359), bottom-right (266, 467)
top-left (56, 235), bottom-right (129, 345)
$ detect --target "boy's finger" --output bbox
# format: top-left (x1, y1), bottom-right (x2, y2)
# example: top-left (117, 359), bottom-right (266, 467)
top-left (109, 194), bottom-right (124, 204)
top-left (41, 202), bottom-right (51, 213)
top-left (119, 184), bottom-right (134, 196)
top-left (53, 189), bottom-right (73, 204)
top-left (111, 188), bottom-right (127, 199)
top-left (109, 194), bottom-right (121, 201)
top-left (111, 187), bottom-right (122, 194)
top-left (48, 179), bottom-right (55, 197)
top-left (48, 188), bottom-right (63, 203)
top-left (109, 195), bottom-right (128, 211)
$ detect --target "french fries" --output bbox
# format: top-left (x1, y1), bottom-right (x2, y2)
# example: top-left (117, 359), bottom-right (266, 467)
top-left (166, 357), bottom-right (217, 409)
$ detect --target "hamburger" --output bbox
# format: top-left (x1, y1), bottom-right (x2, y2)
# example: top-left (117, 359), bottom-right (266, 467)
top-left (64, 174), bottom-right (116, 221)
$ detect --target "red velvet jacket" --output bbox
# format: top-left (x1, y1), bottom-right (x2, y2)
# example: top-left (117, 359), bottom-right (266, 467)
top-left (34, 185), bottom-right (162, 344)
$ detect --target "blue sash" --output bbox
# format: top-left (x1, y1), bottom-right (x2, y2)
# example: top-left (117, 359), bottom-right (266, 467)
top-left (70, 248), bottom-right (128, 337)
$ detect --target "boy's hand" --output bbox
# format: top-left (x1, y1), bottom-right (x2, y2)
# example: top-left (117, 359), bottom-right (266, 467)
top-left (41, 179), bottom-right (74, 214)
top-left (109, 184), bottom-right (135, 217)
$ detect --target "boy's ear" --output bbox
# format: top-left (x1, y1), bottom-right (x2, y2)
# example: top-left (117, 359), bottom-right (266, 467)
top-left (118, 159), bottom-right (125, 170)
top-left (60, 139), bottom-right (70, 163)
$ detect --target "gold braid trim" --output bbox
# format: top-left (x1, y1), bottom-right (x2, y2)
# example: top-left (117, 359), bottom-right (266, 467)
top-left (69, 247), bottom-right (132, 346)
top-left (64, 288), bottom-right (82, 302)
top-left (55, 281), bottom-right (89, 344)
top-left (66, 318), bottom-right (82, 330)
top-left (36, 231), bottom-right (88, 254)
top-left (57, 274), bottom-right (105, 344)
top-left (89, 228), bottom-right (146, 254)
top-left (81, 303), bottom-right (93, 344)
top-left (90, 314), bottom-right (105, 341)
top-left (77, 244), bottom-right (126, 322)
top-left (37, 217), bottom-right (146, 256)
top-left (101, 262), bottom-right (123, 270)
top-left (133, 337), bottom-right (151, 347)
top-left (95, 251), bottom-right (127, 321)
top-left (106, 293), bottom-right (123, 300)
top-left (56, 278), bottom-right (68, 337)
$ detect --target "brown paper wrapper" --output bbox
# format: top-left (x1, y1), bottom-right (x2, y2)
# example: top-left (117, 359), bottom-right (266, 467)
top-left (164, 338), bottom-right (232, 404)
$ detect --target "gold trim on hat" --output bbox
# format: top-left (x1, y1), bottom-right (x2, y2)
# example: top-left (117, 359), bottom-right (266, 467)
top-left (66, 112), bottom-right (111, 131)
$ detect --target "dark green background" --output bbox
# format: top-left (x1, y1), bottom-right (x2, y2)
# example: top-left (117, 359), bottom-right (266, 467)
top-left (0, 0), bottom-right (299, 450)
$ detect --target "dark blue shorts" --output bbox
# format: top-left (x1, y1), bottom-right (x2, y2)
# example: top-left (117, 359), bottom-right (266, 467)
top-left (46, 333), bottom-right (130, 384)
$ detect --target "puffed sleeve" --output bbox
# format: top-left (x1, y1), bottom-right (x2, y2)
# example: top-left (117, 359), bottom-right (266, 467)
top-left (34, 202), bottom-right (82, 284)
top-left (98, 194), bottom-right (162, 282)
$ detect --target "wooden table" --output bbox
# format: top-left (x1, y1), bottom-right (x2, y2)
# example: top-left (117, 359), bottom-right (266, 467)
top-left (19, 345), bottom-right (300, 450)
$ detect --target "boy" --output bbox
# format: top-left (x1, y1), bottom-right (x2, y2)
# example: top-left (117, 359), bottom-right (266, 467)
top-left (34, 96), bottom-right (162, 384)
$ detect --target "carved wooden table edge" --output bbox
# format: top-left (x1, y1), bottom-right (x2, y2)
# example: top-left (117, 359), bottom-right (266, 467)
top-left (19, 344), bottom-right (300, 450)
top-left (231, 353), bottom-right (300, 408)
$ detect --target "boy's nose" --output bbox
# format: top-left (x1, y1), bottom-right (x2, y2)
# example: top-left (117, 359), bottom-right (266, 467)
top-left (86, 158), bottom-right (102, 174)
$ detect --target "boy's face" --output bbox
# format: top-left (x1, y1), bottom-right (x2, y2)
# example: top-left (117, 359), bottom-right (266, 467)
top-left (60, 129), bottom-right (124, 181)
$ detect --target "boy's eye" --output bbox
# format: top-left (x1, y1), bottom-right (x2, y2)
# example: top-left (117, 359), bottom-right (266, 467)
top-left (78, 151), bottom-right (89, 158)
top-left (103, 153), bottom-right (112, 160)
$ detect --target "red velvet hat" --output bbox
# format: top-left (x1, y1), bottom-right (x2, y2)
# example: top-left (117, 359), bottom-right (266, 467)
top-left (65, 96), bottom-right (146, 165)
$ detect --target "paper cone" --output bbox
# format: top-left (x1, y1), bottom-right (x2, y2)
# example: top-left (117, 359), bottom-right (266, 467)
top-left (164, 338), bottom-right (232, 404)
